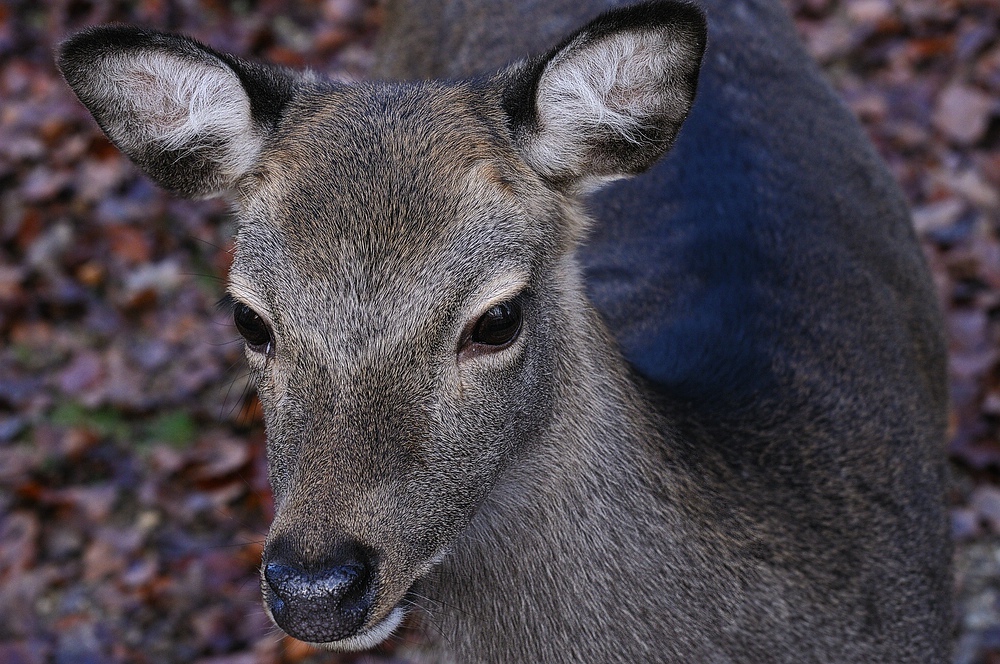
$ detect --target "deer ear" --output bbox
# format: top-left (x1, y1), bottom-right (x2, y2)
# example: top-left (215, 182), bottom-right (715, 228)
top-left (58, 26), bottom-right (298, 199)
top-left (500, 1), bottom-right (706, 193)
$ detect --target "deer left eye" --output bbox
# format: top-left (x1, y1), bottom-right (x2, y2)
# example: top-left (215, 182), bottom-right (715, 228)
top-left (234, 302), bottom-right (272, 353)
top-left (470, 299), bottom-right (522, 348)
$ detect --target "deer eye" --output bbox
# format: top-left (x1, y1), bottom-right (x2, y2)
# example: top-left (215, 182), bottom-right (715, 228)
top-left (469, 299), bottom-right (522, 348)
top-left (234, 302), bottom-right (272, 354)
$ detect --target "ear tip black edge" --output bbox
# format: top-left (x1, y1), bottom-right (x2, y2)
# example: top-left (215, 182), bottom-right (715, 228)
top-left (586, 1), bottom-right (708, 47)
top-left (644, 1), bottom-right (709, 37)
top-left (646, 1), bottom-right (709, 57)
top-left (57, 24), bottom-right (209, 78)
top-left (60, 24), bottom-right (146, 49)
top-left (57, 25), bottom-right (145, 73)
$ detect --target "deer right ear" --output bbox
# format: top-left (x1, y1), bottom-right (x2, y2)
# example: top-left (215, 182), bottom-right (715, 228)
top-left (58, 26), bottom-right (298, 199)
top-left (499, 0), bottom-right (706, 194)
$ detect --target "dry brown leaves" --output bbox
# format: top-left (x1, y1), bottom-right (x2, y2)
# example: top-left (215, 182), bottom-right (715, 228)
top-left (1, 0), bottom-right (997, 661)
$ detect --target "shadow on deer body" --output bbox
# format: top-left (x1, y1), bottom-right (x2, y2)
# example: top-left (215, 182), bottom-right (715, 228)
top-left (58, 0), bottom-right (952, 661)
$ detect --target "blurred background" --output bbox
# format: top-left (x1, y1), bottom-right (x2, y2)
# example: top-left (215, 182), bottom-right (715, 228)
top-left (0, 0), bottom-right (997, 662)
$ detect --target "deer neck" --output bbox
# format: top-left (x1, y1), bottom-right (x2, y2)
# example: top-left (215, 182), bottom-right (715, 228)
top-left (407, 301), bottom-right (710, 662)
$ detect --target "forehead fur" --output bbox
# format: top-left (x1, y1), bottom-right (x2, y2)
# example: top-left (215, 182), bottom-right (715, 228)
top-left (230, 80), bottom-right (556, 336)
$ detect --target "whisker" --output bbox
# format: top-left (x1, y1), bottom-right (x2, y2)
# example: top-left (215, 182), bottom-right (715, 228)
top-left (235, 383), bottom-right (258, 428)
top-left (180, 271), bottom-right (226, 282)
top-left (218, 364), bottom-right (251, 422)
top-left (187, 234), bottom-right (226, 253)
top-left (400, 598), bottom-right (452, 646)
top-left (200, 538), bottom-right (265, 550)
top-left (409, 590), bottom-right (472, 619)
top-left (207, 337), bottom-right (244, 348)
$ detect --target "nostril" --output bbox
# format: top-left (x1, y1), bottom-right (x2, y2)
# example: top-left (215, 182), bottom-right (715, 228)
top-left (262, 546), bottom-right (375, 644)
top-left (264, 560), bottom-right (361, 602)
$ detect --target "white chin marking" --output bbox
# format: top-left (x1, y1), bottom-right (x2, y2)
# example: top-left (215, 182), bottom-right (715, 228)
top-left (311, 606), bottom-right (407, 652)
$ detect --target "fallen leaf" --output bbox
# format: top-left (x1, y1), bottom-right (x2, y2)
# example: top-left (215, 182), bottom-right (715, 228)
top-left (0, 511), bottom-right (39, 576)
top-left (933, 84), bottom-right (995, 145)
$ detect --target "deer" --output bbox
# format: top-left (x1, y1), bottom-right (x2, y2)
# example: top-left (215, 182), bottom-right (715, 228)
top-left (57, 0), bottom-right (953, 661)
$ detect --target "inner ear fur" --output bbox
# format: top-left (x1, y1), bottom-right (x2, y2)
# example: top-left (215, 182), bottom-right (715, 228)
top-left (58, 26), bottom-right (298, 199)
top-left (500, 0), bottom-right (707, 193)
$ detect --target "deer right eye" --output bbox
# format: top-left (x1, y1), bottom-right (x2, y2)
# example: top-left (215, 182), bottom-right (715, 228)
top-left (234, 302), bottom-right (273, 354)
top-left (471, 300), bottom-right (522, 347)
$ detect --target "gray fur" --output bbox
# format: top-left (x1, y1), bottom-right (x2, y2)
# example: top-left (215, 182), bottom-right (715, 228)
top-left (58, 0), bottom-right (951, 661)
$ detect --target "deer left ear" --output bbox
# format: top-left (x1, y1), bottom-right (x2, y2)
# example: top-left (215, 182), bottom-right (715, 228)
top-left (500, 0), bottom-right (706, 193)
top-left (58, 25), bottom-right (299, 199)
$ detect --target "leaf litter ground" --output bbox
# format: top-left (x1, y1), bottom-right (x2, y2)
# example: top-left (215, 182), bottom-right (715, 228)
top-left (0, 0), bottom-right (998, 662)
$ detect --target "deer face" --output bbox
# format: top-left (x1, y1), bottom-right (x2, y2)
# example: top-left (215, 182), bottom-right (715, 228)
top-left (57, 3), bottom-right (705, 647)
top-left (231, 82), bottom-right (567, 646)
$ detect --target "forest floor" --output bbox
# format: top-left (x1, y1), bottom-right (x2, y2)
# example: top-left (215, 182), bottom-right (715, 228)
top-left (0, 0), bottom-right (997, 662)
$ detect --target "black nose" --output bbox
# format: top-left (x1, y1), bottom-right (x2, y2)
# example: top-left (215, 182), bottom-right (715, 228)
top-left (262, 538), bottom-right (375, 643)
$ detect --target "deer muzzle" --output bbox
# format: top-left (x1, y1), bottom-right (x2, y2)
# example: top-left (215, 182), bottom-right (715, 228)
top-left (262, 536), bottom-right (379, 645)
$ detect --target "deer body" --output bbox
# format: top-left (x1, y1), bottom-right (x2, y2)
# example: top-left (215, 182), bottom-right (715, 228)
top-left (59, 0), bottom-right (951, 662)
top-left (378, 4), bottom-right (952, 658)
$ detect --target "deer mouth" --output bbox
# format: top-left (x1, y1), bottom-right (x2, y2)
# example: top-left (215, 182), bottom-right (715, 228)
top-left (308, 605), bottom-right (408, 652)
top-left (262, 585), bottom-right (409, 652)
top-left (260, 531), bottom-right (449, 650)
